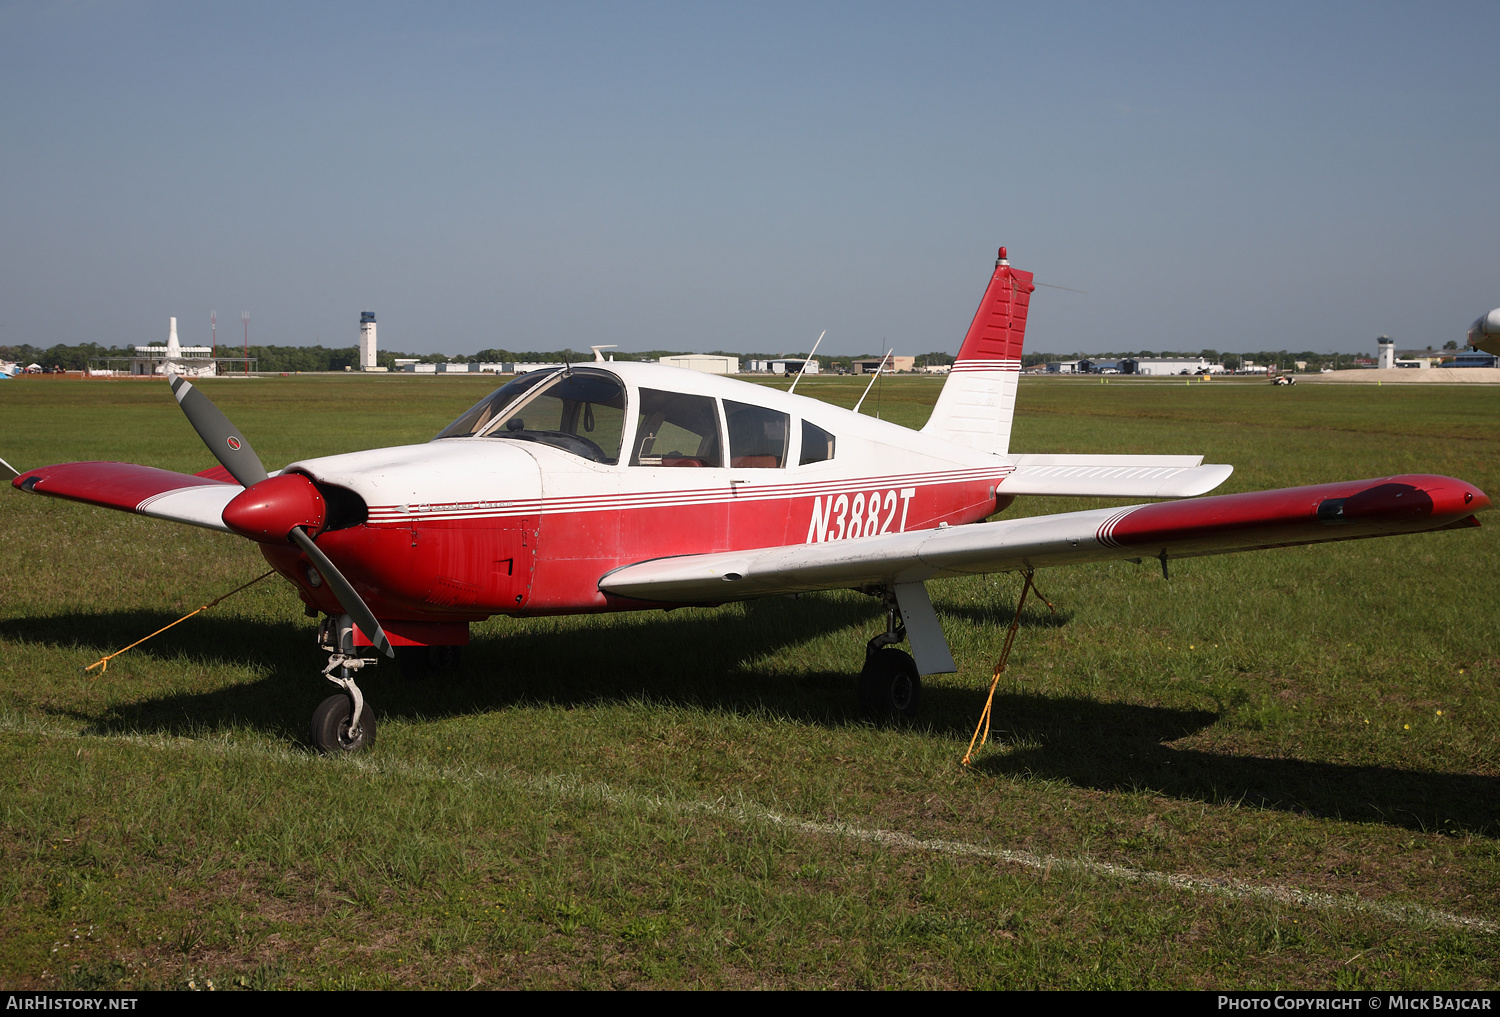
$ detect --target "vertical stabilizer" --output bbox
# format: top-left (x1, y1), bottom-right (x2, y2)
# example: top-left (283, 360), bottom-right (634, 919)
top-left (920, 247), bottom-right (1035, 455)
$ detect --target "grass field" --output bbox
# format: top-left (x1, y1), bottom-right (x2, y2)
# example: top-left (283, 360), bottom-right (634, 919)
top-left (1, 372), bottom-right (1497, 989)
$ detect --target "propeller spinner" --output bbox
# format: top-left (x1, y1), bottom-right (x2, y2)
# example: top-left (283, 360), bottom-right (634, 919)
top-left (169, 377), bottom-right (392, 657)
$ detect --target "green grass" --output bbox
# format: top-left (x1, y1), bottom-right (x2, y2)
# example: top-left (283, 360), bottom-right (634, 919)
top-left (0, 373), bottom-right (1497, 989)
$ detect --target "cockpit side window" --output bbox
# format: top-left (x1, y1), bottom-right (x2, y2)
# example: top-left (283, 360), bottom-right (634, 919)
top-left (433, 368), bottom-right (627, 465)
top-left (632, 389), bottom-right (722, 467)
top-left (725, 400), bottom-right (789, 468)
top-left (799, 421), bottom-right (836, 465)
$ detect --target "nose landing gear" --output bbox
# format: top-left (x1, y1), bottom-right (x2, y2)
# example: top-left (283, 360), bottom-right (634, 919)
top-left (311, 685), bottom-right (376, 753)
top-left (312, 614), bottom-right (379, 754)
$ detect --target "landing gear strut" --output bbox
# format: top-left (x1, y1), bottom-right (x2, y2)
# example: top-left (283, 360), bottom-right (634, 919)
top-left (859, 589), bottom-right (922, 722)
top-left (312, 614), bottom-right (378, 754)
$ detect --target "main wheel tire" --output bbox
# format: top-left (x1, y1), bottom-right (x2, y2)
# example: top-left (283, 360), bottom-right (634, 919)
top-left (310, 694), bottom-right (376, 753)
top-left (858, 647), bottom-right (922, 723)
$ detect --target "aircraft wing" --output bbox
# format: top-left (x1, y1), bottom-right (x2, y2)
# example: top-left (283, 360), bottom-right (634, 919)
top-left (600, 473), bottom-right (1486, 603)
top-left (1002, 454), bottom-right (1233, 498)
top-left (12, 461), bottom-right (240, 533)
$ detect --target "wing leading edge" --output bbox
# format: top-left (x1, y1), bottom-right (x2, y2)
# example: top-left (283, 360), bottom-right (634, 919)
top-left (13, 461), bottom-right (240, 532)
top-left (600, 474), bottom-right (1488, 603)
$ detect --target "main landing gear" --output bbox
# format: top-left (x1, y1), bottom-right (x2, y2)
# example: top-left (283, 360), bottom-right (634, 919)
top-left (859, 589), bottom-right (922, 723)
top-left (311, 614), bottom-right (378, 754)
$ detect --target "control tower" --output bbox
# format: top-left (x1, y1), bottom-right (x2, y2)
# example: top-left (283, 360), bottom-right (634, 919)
top-left (1377, 335), bottom-right (1395, 370)
top-left (359, 311), bottom-right (379, 371)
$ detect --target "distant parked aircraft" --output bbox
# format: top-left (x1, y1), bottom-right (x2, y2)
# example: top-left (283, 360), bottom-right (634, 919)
top-left (1468, 308), bottom-right (1500, 357)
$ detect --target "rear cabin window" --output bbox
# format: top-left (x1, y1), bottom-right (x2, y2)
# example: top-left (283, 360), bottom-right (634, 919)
top-left (725, 400), bottom-right (790, 468)
top-left (632, 390), bottom-right (722, 467)
top-left (799, 421), bottom-right (836, 465)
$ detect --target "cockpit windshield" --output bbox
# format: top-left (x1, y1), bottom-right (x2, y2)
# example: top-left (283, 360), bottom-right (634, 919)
top-left (433, 368), bottom-right (627, 464)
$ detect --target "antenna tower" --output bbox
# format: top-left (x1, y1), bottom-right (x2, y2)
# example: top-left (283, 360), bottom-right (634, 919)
top-left (242, 311), bottom-right (250, 376)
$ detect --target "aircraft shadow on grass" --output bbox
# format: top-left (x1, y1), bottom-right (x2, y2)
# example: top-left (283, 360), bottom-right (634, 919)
top-left (970, 692), bottom-right (1500, 838)
top-left (7, 599), bottom-right (1497, 838)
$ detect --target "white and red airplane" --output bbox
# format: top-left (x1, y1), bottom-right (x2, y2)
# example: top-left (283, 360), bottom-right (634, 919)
top-left (11, 248), bottom-right (1491, 751)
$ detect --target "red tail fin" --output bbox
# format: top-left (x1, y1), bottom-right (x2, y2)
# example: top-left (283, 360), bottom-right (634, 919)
top-left (953, 247), bottom-right (1035, 368)
top-left (922, 246), bottom-right (1034, 455)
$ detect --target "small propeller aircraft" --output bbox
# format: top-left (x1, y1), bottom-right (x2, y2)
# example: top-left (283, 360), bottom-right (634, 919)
top-left (1469, 307), bottom-right (1500, 356)
top-left (11, 248), bottom-right (1491, 752)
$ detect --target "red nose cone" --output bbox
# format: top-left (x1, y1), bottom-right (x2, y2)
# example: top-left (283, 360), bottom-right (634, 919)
top-left (222, 472), bottom-right (327, 543)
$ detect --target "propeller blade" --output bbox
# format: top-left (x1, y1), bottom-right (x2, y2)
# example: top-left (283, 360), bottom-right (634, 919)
top-left (288, 526), bottom-right (393, 658)
top-left (169, 376), bottom-right (269, 487)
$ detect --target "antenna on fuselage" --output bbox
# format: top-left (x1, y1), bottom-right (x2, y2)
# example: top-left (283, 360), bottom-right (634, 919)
top-left (591, 345), bottom-right (617, 363)
top-left (851, 347), bottom-right (893, 415)
top-left (787, 330), bottom-right (825, 395)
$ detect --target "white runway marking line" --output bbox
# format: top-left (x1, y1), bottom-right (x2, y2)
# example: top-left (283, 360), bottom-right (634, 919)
top-left (4, 713), bottom-right (1495, 936)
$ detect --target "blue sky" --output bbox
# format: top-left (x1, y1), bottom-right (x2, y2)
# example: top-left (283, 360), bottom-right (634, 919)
top-left (2, 2), bottom-right (1496, 357)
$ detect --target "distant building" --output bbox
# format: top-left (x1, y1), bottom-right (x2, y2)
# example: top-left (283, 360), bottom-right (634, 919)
top-left (1452, 350), bottom-right (1499, 368)
top-left (121, 318), bottom-right (225, 377)
top-left (658, 354), bottom-right (739, 374)
top-left (129, 345), bottom-right (215, 377)
top-left (748, 358), bottom-right (819, 376)
top-left (850, 355), bottom-right (914, 374)
top-left (1118, 357), bottom-right (1218, 376)
top-left (1076, 359), bottom-right (1126, 374)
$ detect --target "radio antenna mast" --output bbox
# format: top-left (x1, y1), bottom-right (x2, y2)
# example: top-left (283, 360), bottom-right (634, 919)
top-left (851, 348), bottom-right (893, 414)
top-left (787, 330), bottom-right (825, 394)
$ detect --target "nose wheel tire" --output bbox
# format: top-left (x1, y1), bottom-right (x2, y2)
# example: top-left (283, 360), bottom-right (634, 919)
top-left (310, 693), bottom-right (376, 753)
top-left (858, 647), bottom-right (922, 723)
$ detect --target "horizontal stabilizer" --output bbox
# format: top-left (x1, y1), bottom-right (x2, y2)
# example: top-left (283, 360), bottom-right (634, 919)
top-left (1003, 454), bottom-right (1233, 498)
top-left (13, 461), bottom-right (239, 532)
top-left (600, 474), bottom-right (1487, 603)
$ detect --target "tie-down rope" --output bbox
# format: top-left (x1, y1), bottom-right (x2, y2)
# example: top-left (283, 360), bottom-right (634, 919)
top-left (962, 569), bottom-right (1054, 767)
top-left (83, 570), bottom-right (278, 674)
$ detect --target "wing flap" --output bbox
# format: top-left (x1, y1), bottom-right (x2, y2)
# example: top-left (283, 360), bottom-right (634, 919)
top-left (14, 461), bottom-right (238, 533)
top-left (1003, 454), bottom-right (1232, 498)
top-left (600, 474), bottom-right (1487, 603)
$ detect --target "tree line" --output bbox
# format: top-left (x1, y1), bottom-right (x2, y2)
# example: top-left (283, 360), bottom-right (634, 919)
top-left (3, 342), bottom-right (1381, 375)
top-left (2, 343), bottom-right (964, 374)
